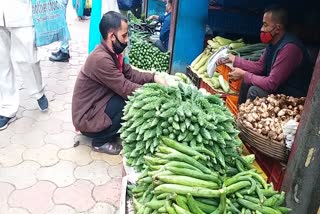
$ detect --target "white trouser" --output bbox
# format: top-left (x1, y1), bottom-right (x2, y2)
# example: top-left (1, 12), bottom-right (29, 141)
top-left (0, 26), bottom-right (44, 118)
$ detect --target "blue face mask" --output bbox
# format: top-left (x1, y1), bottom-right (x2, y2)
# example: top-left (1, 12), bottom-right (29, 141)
top-left (112, 34), bottom-right (127, 54)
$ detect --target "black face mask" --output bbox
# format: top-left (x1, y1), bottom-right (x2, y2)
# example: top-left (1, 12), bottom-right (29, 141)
top-left (112, 33), bottom-right (127, 54)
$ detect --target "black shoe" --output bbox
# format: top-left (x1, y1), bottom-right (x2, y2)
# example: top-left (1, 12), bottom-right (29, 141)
top-left (49, 51), bottom-right (70, 62)
top-left (51, 49), bottom-right (62, 57)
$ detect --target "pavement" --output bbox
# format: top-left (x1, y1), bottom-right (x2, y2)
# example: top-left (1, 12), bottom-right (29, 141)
top-left (0, 5), bottom-right (122, 214)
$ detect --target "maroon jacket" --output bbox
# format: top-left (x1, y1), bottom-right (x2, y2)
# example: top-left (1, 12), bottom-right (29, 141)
top-left (72, 41), bottom-right (155, 132)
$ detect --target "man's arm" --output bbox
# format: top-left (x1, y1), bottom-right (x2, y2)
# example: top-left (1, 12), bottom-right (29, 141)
top-left (91, 57), bottom-right (143, 99)
top-left (122, 63), bottom-right (155, 84)
top-left (233, 52), bottom-right (266, 75)
top-left (243, 44), bottom-right (303, 92)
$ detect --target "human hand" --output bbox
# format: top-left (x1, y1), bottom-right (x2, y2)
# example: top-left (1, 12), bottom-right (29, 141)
top-left (154, 73), bottom-right (168, 86)
top-left (216, 54), bottom-right (235, 66)
top-left (147, 15), bottom-right (155, 21)
top-left (228, 67), bottom-right (246, 81)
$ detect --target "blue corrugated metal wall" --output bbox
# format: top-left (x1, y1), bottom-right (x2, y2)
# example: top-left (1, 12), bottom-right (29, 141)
top-left (147, 0), bottom-right (166, 17)
top-left (170, 0), bottom-right (208, 73)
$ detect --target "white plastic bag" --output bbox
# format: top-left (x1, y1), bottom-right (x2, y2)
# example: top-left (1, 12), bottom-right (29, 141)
top-left (102, 0), bottom-right (120, 14)
top-left (282, 119), bottom-right (299, 150)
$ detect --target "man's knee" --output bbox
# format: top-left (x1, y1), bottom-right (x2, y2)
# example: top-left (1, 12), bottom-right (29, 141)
top-left (247, 86), bottom-right (269, 100)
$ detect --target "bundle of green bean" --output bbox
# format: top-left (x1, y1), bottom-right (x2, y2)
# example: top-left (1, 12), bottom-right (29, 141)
top-left (119, 83), bottom-right (246, 173)
top-left (128, 137), bottom-right (291, 214)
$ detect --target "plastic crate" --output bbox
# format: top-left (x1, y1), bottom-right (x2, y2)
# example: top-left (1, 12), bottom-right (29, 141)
top-left (216, 64), bottom-right (242, 91)
top-left (186, 66), bottom-right (201, 88)
top-left (208, 9), bottom-right (261, 36)
top-left (226, 95), bottom-right (239, 116)
top-left (245, 144), bottom-right (287, 191)
top-left (199, 79), bottom-right (228, 100)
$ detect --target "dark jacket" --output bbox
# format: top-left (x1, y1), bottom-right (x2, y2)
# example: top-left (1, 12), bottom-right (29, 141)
top-left (264, 33), bottom-right (313, 97)
top-left (159, 12), bottom-right (171, 50)
top-left (72, 41), bottom-right (155, 132)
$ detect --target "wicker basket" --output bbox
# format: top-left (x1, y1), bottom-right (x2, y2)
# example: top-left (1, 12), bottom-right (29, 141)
top-left (237, 119), bottom-right (289, 162)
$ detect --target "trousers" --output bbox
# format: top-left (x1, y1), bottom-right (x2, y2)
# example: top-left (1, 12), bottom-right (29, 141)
top-left (0, 26), bottom-right (44, 117)
top-left (82, 94), bottom-right (126, 147)
top-left (238, 82), bottom-right (270, 105)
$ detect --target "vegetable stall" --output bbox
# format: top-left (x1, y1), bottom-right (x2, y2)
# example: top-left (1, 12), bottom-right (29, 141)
top-left (120, 81), bottom-right (292, 214)
top-left (117, 0), bottom-right (320, 213)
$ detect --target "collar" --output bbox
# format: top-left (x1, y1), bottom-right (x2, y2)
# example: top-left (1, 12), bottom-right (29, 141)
top-left (101, 40), bottom-right (116, 56)
top-left (100, 40), bottom-right (123, 72)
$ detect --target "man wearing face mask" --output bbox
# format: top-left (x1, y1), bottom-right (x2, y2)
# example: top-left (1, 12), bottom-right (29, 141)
top-left (72, 11), bottom-right (167, 155)
top-left (217, 6), bottom-right (313, 105)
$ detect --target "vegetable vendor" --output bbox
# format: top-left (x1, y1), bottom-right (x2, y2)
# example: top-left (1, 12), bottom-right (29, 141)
top-left (218, 6), bottom-right (313, 105)
top-left (72, 11), bottom-right (166, 155)
top-left (147, 0), bottom-right (173, 52)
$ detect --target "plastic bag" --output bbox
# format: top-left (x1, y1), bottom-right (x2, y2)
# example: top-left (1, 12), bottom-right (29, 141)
top-left (101, 0), bottom-right (120, 13)
top-left (32, 0), bottom-right (70, 47)
top-left (282, 119), bottom-right (299, 150)
top-left (117, 0), bottom-right (142, 11)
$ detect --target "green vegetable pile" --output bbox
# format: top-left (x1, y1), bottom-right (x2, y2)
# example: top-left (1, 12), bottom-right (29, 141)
top-left (119, 83), bottom-right (246, 174)
top-left (128, 137), bottom-right (291, 214)
top-left (129, 39), bottom-right (170, 72)
top-left (128, 12), bottom-right (170, 72)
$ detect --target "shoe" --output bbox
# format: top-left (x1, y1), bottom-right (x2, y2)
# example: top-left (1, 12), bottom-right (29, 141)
top-left (49, 51), bottom-right (70, 62)
top-left (92, 142), bottom-right (122, 155)
top-left (51, 49), bottom-right (62, 57)
top-left (37, 95), bottom-right (49, 111)
top-left (0, 116), bottom-right (16, 131)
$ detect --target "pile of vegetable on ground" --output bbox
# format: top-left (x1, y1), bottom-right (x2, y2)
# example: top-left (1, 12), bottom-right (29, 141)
top-left (238, 94), bottom-right (305, 142)
top-left (128, 137), bottom-right (291, 214)
top-left (119, 83), bottom-right (245, 174)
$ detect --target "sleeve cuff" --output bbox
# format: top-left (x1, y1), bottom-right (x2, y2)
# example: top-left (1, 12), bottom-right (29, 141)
top-left (233, 56), bottom-right (241, 67)
top-left (243, 72), bottom-right (252, 85)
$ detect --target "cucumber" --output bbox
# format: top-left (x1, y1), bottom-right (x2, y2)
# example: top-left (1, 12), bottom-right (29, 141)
top-left (218, 75), bottom-right (230, 93)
